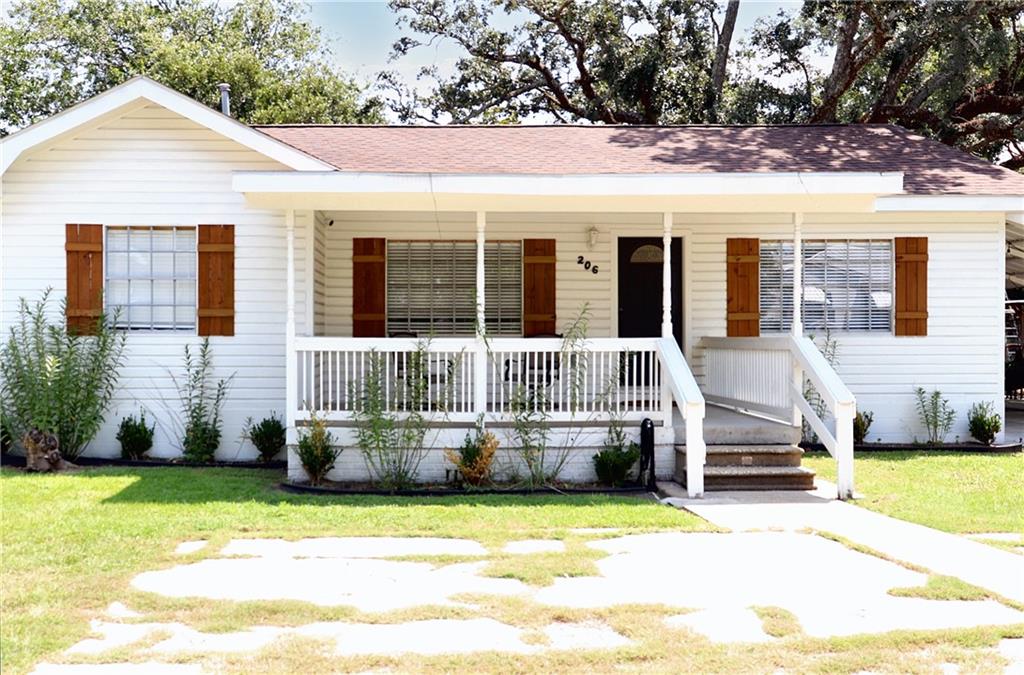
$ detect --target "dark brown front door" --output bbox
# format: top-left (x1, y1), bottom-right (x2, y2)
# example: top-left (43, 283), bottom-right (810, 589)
top-left (618, 237), bottom-right (682, 347)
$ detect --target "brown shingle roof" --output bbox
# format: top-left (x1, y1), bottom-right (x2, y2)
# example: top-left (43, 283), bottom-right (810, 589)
top-left (253, 123), bottom-right (1024, 196)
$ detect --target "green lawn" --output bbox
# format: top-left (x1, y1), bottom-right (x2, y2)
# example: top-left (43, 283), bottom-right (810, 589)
top-left (804, 451), bottom-right (1024, 535)
top-left (0, 467), bottom-right (703, 674)
top-left (3, 465), bottom-right (1021, 674)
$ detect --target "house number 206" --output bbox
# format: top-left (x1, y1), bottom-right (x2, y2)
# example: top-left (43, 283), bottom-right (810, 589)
top-left (576, 256), bottom-right (599, 274)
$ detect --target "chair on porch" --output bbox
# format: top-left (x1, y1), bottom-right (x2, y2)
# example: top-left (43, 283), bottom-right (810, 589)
top-left (503, 333), bottom-right (563, 389)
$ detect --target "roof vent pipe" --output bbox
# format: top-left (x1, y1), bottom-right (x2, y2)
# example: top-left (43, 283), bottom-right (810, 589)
top-left (218, 83), bottom-right (231, 116)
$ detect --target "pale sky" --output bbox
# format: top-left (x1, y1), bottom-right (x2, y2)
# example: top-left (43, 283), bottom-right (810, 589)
top-left (307, 0), bottom-right (809, 90)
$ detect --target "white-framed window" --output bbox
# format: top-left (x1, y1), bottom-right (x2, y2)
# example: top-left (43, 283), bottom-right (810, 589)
top-left (386, 240), bottom-right (523, 336)
top-left (760, 239), bottom-right (893, 333)
top-left (105, 226), bottom-right (197, 331)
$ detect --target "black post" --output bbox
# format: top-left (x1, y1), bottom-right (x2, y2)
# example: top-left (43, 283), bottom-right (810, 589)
top-left (639, 418), bottom-right (656, 490)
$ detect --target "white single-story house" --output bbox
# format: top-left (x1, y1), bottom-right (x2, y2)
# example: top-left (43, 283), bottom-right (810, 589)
top-left (3, 77), bottom-right (1022, 498)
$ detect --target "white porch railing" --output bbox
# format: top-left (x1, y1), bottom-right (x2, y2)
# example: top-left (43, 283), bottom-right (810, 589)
top-left (701, 335), bottom-right (856, 499)
top-left (290, 335), bottom-right (708, 496)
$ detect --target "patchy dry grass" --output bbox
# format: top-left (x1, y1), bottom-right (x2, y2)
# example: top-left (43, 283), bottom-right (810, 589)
top-left (890, 575), bottom-right (998, 602)
top-left (752, 606), bottom-right (803, 638)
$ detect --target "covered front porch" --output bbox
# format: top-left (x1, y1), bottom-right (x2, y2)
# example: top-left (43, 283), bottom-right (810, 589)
top-left (236, 174), bottom-right (874, 498)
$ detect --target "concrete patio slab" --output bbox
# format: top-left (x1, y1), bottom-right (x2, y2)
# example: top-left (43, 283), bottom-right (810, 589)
top-left (132, 557), bottom-right (525, 612)
top-left (660, 483), bottom-right (1024, 603)
top-left (1000, 638), bottom-right (1024, 673)
top-left (503, 539), bottom-right (566, 554)
top-left (534, 532), bottom-right (1024, 637)
top-left (220, 537), bottom-right (487, 559)
top-left (665, 608), bottom-right (774, 643)
top-left (173, 541), bottom-right (207, 556)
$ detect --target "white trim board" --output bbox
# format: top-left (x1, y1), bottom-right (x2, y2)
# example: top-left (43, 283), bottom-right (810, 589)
top-left (233, 170), bottom-right (904, 197)
top-left (876, 195), bottom-right (1024, 212)
top-left (0, 76), bottom-right (332, 174)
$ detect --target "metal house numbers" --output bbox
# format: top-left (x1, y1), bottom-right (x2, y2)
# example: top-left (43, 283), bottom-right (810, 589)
top-left (576, 255), bottom-right (600, 274)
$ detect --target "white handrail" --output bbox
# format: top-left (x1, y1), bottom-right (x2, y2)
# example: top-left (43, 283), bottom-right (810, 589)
top-left (656, 337), bottom-right (706, 497)
top-left (699, 335), bottom-right (855, 500)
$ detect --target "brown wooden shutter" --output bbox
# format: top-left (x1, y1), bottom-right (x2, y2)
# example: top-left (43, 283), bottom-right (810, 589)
top-left (65, 224), bottom-right (104, 335)
top-left (895, 237), bottom-right (928, 336)
top-left (352, 238), bottom-right (386, 337)
top-left (197, 225), bottom-right (235, 336)
top-left (522, 239), bottom-right (557, 336)
top-left (726, 238), bottom-right (760, 337)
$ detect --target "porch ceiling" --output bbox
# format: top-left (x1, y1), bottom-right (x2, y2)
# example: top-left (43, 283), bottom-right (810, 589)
top-left (232, 170), bottom-right (902, 213)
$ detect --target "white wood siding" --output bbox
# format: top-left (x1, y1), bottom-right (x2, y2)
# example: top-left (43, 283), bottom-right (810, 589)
top-left (1, 104), bottom-right (312, 458)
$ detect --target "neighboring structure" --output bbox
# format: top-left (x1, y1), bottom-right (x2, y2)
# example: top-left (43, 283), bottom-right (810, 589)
top-left (3, 77), bottom-right (1022, 498)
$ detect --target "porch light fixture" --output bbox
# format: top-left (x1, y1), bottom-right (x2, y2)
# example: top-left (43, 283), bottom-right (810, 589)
top-left (587, 226), bottom-right (599, 249)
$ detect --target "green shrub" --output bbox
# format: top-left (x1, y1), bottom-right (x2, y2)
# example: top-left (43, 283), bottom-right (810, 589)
top-left (853, 410), bottom-right (874, 445)
top-left (914, 387), bottom-right (956, 445)
top-left (296, 410), bottom-right (339, 485)
top-left (244, 414), bottom-right (287, 462)
top-left (116, 412), bottom-right (154, 459)
top-left (174, 339), bottom-right (232, 463)
top-left (593, 444), bottom-right (641, 487)
top-left (593, 418), bottom-right (640, 487)
top-left (967, 401), bottom-right (1001, 445)
top-left (354, 346), bottom-right (433, 490)
top-left (0, 289), bottom-right (126, 459)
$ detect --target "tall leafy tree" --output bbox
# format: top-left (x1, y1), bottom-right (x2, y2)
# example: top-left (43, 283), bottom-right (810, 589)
top-left (0, 0), bottom-right (383, 134)
top-left (387, 0), bottom-right (1023, 168)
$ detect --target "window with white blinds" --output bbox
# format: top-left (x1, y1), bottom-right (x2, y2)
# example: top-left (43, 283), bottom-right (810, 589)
top-left (760, 240), bottom-right (893, 333)
top-left (386, 241), bottom-right (522, 336)
top-left (106, 226), bottom-right (197, 331)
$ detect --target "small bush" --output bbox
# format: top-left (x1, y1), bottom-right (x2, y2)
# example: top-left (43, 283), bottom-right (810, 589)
top-left (853, 410), bottom-right (873, 445)
top-left (593, 419), bottom-right (640, 487)
top-left (174, 339), bottom-right (232, 463)
top-left (593, 444), bottom-right (641, 487)
top-left (445, 424), bottom-right (498, 486)
top-left (914, 387), bottom-right (956, 445)
top-left (296, 410), bottom-right (339, 485)
top-left (244, 414), bottom-right (286, 462)
top-left (116, 412), bottom-right (154, 459)
top-left (0, 289), bottom-right (126, 459)
top-left (967, 401), bottom-right (1001, 445)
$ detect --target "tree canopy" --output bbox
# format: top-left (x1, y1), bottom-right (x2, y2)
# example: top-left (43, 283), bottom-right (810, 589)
top-left (387, 0), bottom-right (1024, 169)
top-left (0, 0), bottom-right (383, 134)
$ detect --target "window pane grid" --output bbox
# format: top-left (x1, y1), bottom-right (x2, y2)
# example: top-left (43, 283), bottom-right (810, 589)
top-left (387, 241), bottom-right (523, 336)
top-left (106, 226), bottom-right (196, 331)
top-left (760, 239), bottom-right (893, 333)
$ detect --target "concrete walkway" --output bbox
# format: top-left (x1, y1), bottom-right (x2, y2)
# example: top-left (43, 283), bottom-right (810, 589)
top-left (660, 481), bottom-right (1024, 604)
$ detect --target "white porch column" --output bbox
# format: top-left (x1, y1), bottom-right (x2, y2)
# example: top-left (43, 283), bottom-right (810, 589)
top-left (792, 212), bottom-right (804, 336)
top-left (662, 212), bottom-right (673, 338)
top-left (304, 211), bottom-right (315, 336)
top-left (285, 208), bottom-right (297, 445)
top-left (791, 212), bottom-right (804, 429)
top-left (473, 211), bottom-right (488, 419)
top-left (476, 211), bottom-right (486, 333)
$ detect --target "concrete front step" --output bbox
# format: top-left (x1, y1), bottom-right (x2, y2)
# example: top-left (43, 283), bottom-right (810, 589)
top-left (674, 444), bottom-right (816, 491)
top-left (701, 465), bottom-right (816, 491)
top-left (677, 444), bottom-right (804, 467)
